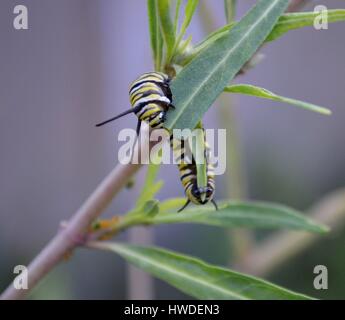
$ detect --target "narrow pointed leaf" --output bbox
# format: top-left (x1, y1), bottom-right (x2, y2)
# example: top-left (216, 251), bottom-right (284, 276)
top-left (146, 201), bottom-right (329, 233)
top-left (96, 242), bottom-right (312, 300)
top-left (225, 84), bottom-right (331, 115)
top-left (147, 0), bottom-right (158, 60)
top-left (165, 0), bottom-right (289, 131)
top-left (267, 9), bottom-right (345, 42)
top-left (157, 0), bottom-right (176, 60)
top-left (188, 10), bottom-right (345, 67)
top-left (174, 0), bottom-right (182, 35)
top-left (224, 0), bottom-right (237, 23)
top-left (177, 0), bottom-right (199, 41)
top-left (147, 0), bottom-right (163, 70)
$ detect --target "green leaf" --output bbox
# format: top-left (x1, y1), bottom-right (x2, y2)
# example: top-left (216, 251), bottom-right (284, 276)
top-left (174, 0), bottom-right (182, 35)
top-left (267, 9), bottom-right (345, 42)
top-left (189, 9), bottom-right (345, 67)
top-left (96, 242), bottom-right (313, 300)
top-left (224, 0), bottom-right (236, 23)
top-left (165, 0), bottom-right (289, 131)
top-left (147, 0), bottom-right (163, 70)
top-left (157, 0), bottom-right (176, 62)
top-left (176, 0), bottom-right (199, 43)
top-left (146, 201), bottom-right (329, 233)
top-left (225, 84), bottom-right (331, 115)
top-left (174, 35), bottom-right (193, 65)
top-left (184, 22), bottom-right (235, 66)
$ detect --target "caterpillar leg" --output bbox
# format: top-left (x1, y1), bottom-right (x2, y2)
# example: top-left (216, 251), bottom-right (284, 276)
top-left (178, 199), bottom-right (191, 213)
top-left (136, 119), bottom-right (142, 137)
top-left (212, 199), bottom-right (218, 210)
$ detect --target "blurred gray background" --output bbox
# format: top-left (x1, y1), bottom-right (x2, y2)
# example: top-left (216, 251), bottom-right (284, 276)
top-left (0, 0), bottom-right (344, 299)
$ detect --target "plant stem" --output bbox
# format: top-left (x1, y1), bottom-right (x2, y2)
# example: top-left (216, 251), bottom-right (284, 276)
top-left (0, 130), bottom-right (154, 300)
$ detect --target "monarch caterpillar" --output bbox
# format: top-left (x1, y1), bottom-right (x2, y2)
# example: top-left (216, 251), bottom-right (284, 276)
top-left (95, 72), bottom-right (174, 135)
top-left (170, 132), bottom-right (218, 212)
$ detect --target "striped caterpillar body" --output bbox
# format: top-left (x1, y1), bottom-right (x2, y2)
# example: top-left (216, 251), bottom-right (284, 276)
top-left (170, 133), bottom-right (217, 212)
top-left (96, 72), bottom-right (174, 134)
top-left (95, 71), bottom-right (217, 212)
